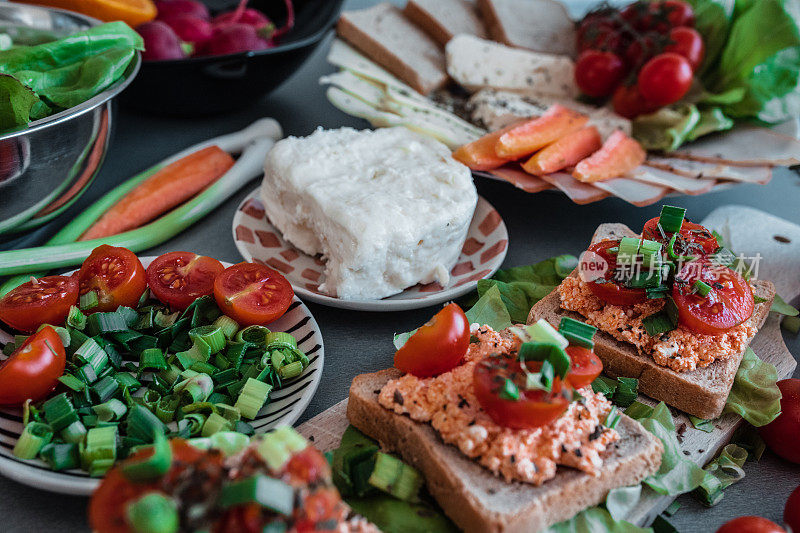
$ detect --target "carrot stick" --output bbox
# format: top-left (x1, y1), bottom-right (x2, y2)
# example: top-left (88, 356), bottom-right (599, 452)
top-left (79, 145), bottom-right (235, 241)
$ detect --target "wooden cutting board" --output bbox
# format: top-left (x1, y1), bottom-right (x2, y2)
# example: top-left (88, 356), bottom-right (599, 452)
top-left (297, 205), bottom-right (799, 529)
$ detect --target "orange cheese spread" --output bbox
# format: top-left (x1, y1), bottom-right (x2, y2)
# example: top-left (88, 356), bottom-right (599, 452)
top-left (558, 276), bottom-right (756, 372)
top-left (378, 325), bottom-right (619, 485)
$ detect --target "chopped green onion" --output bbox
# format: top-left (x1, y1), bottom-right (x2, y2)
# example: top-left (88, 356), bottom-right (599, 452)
top-left (40, 442), bottom-right (79, 471)
top-left (218, 474), bottom-right (294, 515)
top-left (617, 237), bottom-right (641, 265)
top-left (122, 430), bottom-right (172, 482)
top-left (79, 291), bottom-right (99, 311)
top-left (175, 374), bottom-right (214, 404)
top-left (94, 399), bottom-right (128, 422)
top-left (642, 311), bottom-right (677, 336)
top-left (139, 348), bottom-right (168, 373)
top-left (264, 331), bottom-right (297, 350)
top-left (74, 338), bottom-right (109, 373)
top-left (208, 431), bottom-right (250, 456)
top-left (517, 342), bottom-right (570, 379)
top-left (215, 403), bottom-right (241, 423)
top-left (693, 280), bottom-right (712, 297)
top-left (236, 325), bottom-right (270, 344)
top-left (278, 361), bottom-right (303, 379)
top-left (256, 427), bottom-right (307, 471)
top-left (201, 412), bottom-right (232, 437)
top-left (113, 372), bottom-right (142, 391)
top-left (189, 325), bottom-right (227, 354)
top-left (61, 420), bottom-right (88, 444)
top-left (604, 406), bottom-right (621, 430)
top-left (91, 375), bottom-right (120, 403)
top-left (368, 452), bottom-right (423, 501)
top-left (591, 376), bottom-right (618, 397)
top-left (652, 515), bottom-right (679, 533)
top-left (212, 315), bottom-right (239, 340)
top-left (664, 501), bottom-right (681, 517)
top-left (558, 317), bottom-right (596, 349)
top-left (58, 374), bottom-right (86, 392)
top-left (81, 426), bottom-right (117, 476)
top-left (86, 312), bottom-right (129, 336)
top-left (13, 422), bottom-right (53, 459)
top-left (127, 404), bottom-right (167, 443)
top-left (614, 377), bottom-right (639, 408)
top-left (692, 444), bottom-right (748, 507)
top-left (234, 420), bottom-right (255, 436)
top-left (184, 413), bottom-right (206, 436)
top-left (66, 306), bottom-right (87, 330)
top-left (666, 232), bottom-right (695, 262)
top-left (125, 492), bottom-right (179, 533)
top-left (234, 378), bottom-right (272, 419)
top-left (499, 378), bottom-right (520, 401)
top-left (627, 268), bottom-right (662, 289)
top-left (639, 239), bottom-right (663, 269)
top-left (659, 205), bottom-right (686, 233)
top-left (512, 319), bottom-right (568, 349)
top-left (43, 393), bottom-right (79, 432)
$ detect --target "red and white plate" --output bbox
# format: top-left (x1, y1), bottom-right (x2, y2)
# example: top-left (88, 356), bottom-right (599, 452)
top-left (232, 188), bottom-right (509, 311)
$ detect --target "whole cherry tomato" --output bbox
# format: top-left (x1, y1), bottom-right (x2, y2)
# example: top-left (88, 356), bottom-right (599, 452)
top-left (759, 379), bottom-right (800, 464)
top-left (657, 1), bottom-right (695, 27)
top-left (0, 275), bottom-right (78, 333)
top-left (77, 245), bottom-right (147, 312)
top-left (575, 50), bottom-right (626, 98)
top-left (612, 84), bottom-right (658, 119)
top-left (665, 26), bottom-right (705, 71)
top-left (0, 326), bottom-right (65, 404)
top-left (637, 53), bottom-right (693, 106)
top-left (784, 484), bottom-right (800, 533)
top-left (394, 303), bottom-right (470, 378)
top-left (715, 516), bottom-right (786, 533)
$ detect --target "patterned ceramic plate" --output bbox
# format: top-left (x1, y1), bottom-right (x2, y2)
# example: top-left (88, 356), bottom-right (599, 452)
top-left (233, 189), bottom-right (509, 311)
top-left (0, 258), bottom-right (324, 496)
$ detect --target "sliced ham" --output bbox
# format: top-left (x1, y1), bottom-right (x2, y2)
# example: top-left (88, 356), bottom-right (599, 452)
top-left (484, 166), bottom-right (554, 193)
top-left (668, 126), bottom-right (800, 167)
top-left (591, 177), bottom-right (670, 206)
top-left (647, 157), bottom-right (773, 184)
top-left (538, 172), bottom-right (609, 204)
top-left (634, 166), bottom-right (716, 195)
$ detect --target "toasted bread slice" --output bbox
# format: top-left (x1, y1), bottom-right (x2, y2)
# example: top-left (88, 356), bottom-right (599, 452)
top-left (477, 0), bottom-right (576, 57)
top-left (528, 223), bottom-right (776, 420)
top-left (404, 0), bottom-right (487, 47)
top-left (336, 3), bottom-right (448, 95)
top-left (348, 369), bottom-right (663, 533)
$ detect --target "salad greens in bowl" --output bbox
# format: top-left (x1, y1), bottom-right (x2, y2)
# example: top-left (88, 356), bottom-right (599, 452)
top-left (0, 3), bottom-right (141, 238)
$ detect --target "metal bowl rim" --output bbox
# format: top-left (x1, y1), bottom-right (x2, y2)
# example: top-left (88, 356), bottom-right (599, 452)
top-left (0, 3), bottom-right (141, 142)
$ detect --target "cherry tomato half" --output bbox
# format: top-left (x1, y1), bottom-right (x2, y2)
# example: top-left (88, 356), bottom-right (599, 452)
top-left (474, 354), bottom-right (571, 429)
top-left (575, 50), bottom-right (626, 98)
top-left (585, 240), bottom-right (648, 306)
top-left (715, 516), bottom-right (786, 533)
top-left (565, 346), bottom-right (603, 389)
top-left (213, 262), bottom-right (294, 326)
top-left (394, 303), bottom-right (470, 378)
top-left (77, 245), bottom-right (147, 312)
top-left (784, 484), bottom-right (800, 533)
top-left (672, 260), bottom-right (754, 335)
top-left (664, 27), bottom-right (705, 71)
top-left (642, 217), bottom-right (719, 256)
top-left (612, 84), bottom-right (659, 119)
top-left (0, 275), bottom-right (78, 333)
top-left (759, 379), bottom-right (800, 464)
top-left (146, 251), bottom-right (225, 310)
top-left (637, 53), bottom-right (693, 106)
top-left (0, 326), bottom-right (65, 404)
top-left (90, 439), bottom-right (212, 533)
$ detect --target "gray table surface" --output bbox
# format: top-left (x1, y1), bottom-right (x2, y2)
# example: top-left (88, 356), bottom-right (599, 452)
top-left (2, 1), bottom-right (799, 530)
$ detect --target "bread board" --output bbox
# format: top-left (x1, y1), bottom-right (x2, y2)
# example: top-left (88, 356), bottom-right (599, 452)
top-left (297, 205), bottom-right (799, 529)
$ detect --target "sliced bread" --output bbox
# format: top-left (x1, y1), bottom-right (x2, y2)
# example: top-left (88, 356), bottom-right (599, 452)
top-left (528, 223), bottom-right (776, 420)
top-left (477, 0), bottom-right (576, 57)
top-left (348, 368), bottom-right (663, 533)
top-left (336, 3), bottom-right (448, 95)
top-left (403, 0), bottom-right (487, 47)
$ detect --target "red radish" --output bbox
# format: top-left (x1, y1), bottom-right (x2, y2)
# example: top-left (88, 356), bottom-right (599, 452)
top-left (204, 23), bottom-right (270, 56)
top-left (155, 0), bottom-right (210, 21)
top-left (161, 15), bottom-right (213, 43)
top-left (137, 21), bottom-right (187, 61)
top-left (212, 8), bottom-right (273, 30)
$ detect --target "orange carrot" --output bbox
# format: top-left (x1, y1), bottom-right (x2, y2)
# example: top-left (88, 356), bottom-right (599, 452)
top-left (79, 145), bottom-right (235, 241)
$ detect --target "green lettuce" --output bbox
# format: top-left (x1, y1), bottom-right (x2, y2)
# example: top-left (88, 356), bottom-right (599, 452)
top-left (723, 348), bottom-right (782, 426)
top-left (544, 507), bottom-right (649, 533)
top-left (0, 22), bottom-right (142, 130)
top-left (0, 74), bottom-right (39, 130)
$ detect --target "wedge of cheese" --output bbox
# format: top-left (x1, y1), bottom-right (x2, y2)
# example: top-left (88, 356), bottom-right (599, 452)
top-left (261, 127), bottom-right (478, 300)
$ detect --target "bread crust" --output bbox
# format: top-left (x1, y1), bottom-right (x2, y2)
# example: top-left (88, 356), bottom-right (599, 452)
top-left (528, 223), bottom-right (775, 419)
top-left (348, 368), bottom-right (663, 533)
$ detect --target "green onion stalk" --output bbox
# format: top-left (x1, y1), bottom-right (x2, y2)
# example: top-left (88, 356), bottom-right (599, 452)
top-left (0, 119), bottom-right (281, 295)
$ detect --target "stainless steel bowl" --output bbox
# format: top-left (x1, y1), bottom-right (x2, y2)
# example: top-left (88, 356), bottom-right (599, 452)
top-left (0, 3), bottom-right (140, 236)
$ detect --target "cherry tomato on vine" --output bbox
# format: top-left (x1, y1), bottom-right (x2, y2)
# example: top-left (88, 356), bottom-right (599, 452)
top-left (612, 84), bottom-right (658, 119)
top-left (0, 275), bottom-right (78, 332)
top-left (784, 484), bottom-right (800, 532)
top-left (0, 326), bottom-right (65, 404)
top-left (575, 50), bottom-right (626, 98)
top-left (637, 53), bottom-right (693, 106)
top-left (146, 251), bottom-right (225, 310)
top-left (77, 245), bottom-right (147, 312)
top-left (394, 303), bottom-right (469, 378)
top-left (473, 354), bottom-right (572, 429)
top-left (665, 27), bottom-right (705, 71)
top-left (657, 1), bottom-right (695, 28)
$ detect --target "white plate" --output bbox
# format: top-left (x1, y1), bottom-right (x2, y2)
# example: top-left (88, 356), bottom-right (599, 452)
top-left (0, 258), bottom-right (324, 496)
top-left (232, 189), bottom-right (509, 311)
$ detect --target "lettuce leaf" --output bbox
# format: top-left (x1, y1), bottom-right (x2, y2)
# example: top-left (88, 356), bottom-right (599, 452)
top-left (0, 74), bottom-right (39, 130)
top-left (544, 507), bottom-right (650, 533)
top-left (626, 402), bottom-right (711, 496)
top-left (605, 485), bottom-right (643, 522)
top-left (723, 348), bottom-right (782, 426)
top-left (633, 105), bottom-right (701, 151)
top-left (465, 284), bottom-right (512, 331)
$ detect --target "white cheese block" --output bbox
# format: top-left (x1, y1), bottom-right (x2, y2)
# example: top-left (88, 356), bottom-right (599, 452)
top-left (261, 127), bottom-right (478, 300)
top-left (445, 35), bottom-right (577, 98)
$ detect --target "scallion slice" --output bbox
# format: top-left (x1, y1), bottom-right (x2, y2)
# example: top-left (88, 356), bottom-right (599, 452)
top-left (80, 426), bottom-right (117, 476)
top-left (43, 393), bottom-right (79, 432)
top-left (139, 348), bottom-right (168, 373)
top-left (189, 325), bottom-right (227, 354)
top-left (604, 406), bottom-right (621, 430)
top-left (125, 492), bottom-right (179, 533)
top-left (659, 205), bottom-right (686, 233)
top-left (93, 399), bottom-right (128, 422)
top-left (127, 404), bottom-right (167, 444)
top-left (499, 378), bottom-right (520, 401)
top-left (201, 412), bottom-right (232, 437)
top-left (86, 312), bottom-right (129, 337)
top-left (639, 239), bottom-right (663, 269)
top-left (642, 310), bottom-right (676, 337)
top-left (13, 422), bottom-right (53, 459)
top-left (235, 325), bottom-right (271, 344)
top-left (218, 475), bottom-right (294, 515)
top-left (614, 377), bottom-right (639, 408)
top-left (79, 291), bottom-right (99, 311)
top-left (617, 237), bottom-right (641, 265)
top-left (558, 317), bottom-right (596, 349)
top-left (264, 331), bottom-right (297, 350)
top-left (234, 378), bottom-right (271, 419)
top-left (66, 306), bottom-right (87, 330)
top-left (212, 315), bottom-right (239, 340)
top-left (40, 442), bottom-right (79, 471)
top-left (208, 431), bottom-right (250, 456)
top-left (693, 280), bottom-right (712, 297)
top-left (122, 430), bottom-right (172, 482)
top-left (61, 420), bottom-right (88, 444)
top-left (91, 375), bottom-right (120, 403)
